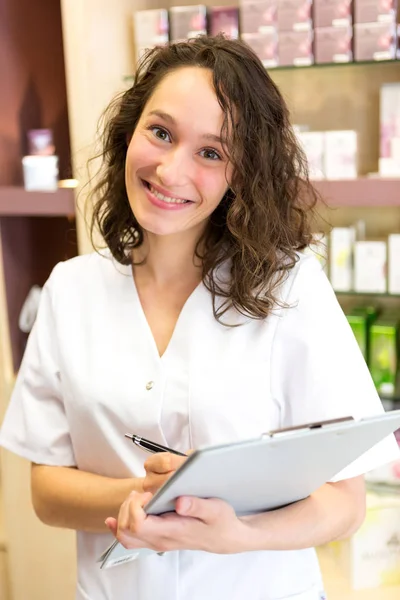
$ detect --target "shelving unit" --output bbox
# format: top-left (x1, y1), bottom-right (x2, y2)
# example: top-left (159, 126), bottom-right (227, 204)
top-left (0, 187), bottom-right (76, 217)
top-left (313, 179), bottom-right (400, 207)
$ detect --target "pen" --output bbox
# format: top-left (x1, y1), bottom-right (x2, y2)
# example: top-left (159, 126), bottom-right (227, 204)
top-left (125, 434), bottom-right (187, 457)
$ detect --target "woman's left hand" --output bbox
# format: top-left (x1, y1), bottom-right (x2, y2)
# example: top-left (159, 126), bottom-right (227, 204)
top-left (105, 492), bottom-right (249, 554)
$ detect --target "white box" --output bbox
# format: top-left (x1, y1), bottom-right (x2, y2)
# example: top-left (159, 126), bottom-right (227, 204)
top-left (296, 131), bottom-right (325, 179)
top-left (354, 241), bottom-right (387, 293)
top-left (133, 9), bottom-right (169, 60)
top-left (324, 130), bottom-right (358, 179)
top-left (330, 492), bottom-right (400, 590)
top-left (329, 227), bottom-right (354, 291)
top-left (380, 83), bottom-right (400, 164)
top-left (22, 155), bottom-right (59, 192)
top-left (388, 234), bottom-right (400, 295)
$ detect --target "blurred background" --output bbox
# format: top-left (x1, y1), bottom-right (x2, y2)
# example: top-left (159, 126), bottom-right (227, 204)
top-left (0, 0), bottom-right (400, 598)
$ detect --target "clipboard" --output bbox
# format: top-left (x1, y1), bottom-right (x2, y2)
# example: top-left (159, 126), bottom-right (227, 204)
top-left (99, 410), bottom-right (400, 569)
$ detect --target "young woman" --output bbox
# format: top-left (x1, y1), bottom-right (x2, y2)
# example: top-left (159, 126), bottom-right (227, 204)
top-left (0, 35), bottom-right (397, 600)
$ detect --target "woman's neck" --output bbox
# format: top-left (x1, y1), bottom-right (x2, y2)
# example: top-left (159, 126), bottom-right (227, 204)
top-left (132, 229), bottom-right (203, 287)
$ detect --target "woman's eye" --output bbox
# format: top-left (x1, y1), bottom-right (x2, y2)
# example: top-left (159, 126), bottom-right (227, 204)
top-left (200, 148), bottom-right (222, 161)
top-left (150, 126), bottom-right (171, 142)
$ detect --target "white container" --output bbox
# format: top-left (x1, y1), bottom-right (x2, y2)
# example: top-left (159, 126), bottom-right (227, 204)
top-left (329, 227), bottom-right (354, 291)
top-left (324, 130), bottom-right (358, 179)
top-left (354, 240), bottom-right (387, 294)
top-left (22, 155), bottom-right (59, 192)
top-left (330, 492), bottom-right (400, 590)
top-left (133, 9), bottom-right (169, 61)
top-left (296, 131), bottom-right (325, 179)
top-left (388, 234), bottom-right (400, 295)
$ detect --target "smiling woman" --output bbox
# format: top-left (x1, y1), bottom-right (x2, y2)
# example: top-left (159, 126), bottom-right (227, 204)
top-left (90, 35), bottom-right (317, 323)
top-left (0, 34), bottom-right (398, 600)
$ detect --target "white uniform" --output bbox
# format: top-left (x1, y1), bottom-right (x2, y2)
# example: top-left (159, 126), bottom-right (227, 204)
top-left (0, 251), bottom-right (398, 600)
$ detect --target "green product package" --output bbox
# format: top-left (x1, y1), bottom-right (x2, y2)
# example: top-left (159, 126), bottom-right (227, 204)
top-left (369, 318), bottom-right (399, 399)
top-left (346, 306), bottom-right (379, 363)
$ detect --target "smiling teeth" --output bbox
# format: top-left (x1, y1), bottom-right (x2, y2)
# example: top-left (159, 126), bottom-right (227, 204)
top-left (150, 185), bottom-right (188, 204)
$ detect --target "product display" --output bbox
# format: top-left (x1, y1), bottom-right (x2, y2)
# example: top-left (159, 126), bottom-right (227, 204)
top-left (346, 305), bottom-right (379, 361)
top-left (276, 0), bottom-right (313, 31)
top-left (314, 25), bottom-right (353, 63)
top-left (314, 0), bottom-right (353, 28)
top-left (354, 0), bottom-right (398, 24)
top-left (354, 240), bottom-right (387, 293)
top-left (330, 491), bottom-right (400, 590)
top-left (239, 0), bottom-right (278, 34)
top-left (241, 31), bottom-right (279, 66)
top-left (379, 82), bottom-right (400, 176)
top-left (369, 317), bottom-right (399, 398)
top-left (169, 5), bottom-right (207, 42)
top-left (278, 29), bottom-right (314, 65)
top-left (354, 21), bottom-right (398, 61)
top-left (324, 130), bottom-right (358, 179)
top-left (296, 130), bottom-right (325, 177)
top-left (388, 234), bottom-right (400, 294)
top-left (329, 227), bottom-right (354, 292)
top-left (210, 6), bottom-right (239, 38)
top-left (27, 129), bottom-right (55, 156)
top-left (133, 9), bottom-right (169, 60)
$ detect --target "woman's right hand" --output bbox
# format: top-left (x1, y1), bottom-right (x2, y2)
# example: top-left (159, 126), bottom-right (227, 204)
top-left (142, 452), bottom-right (189, 495)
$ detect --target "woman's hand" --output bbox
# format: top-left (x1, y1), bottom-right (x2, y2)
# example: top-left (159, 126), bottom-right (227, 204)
top-left (142, 451), bottom-right (189, 495)
top-left (105, 491), bottom-right (249, 554)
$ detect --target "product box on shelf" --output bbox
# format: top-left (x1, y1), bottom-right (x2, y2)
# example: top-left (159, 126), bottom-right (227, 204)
top-left (277, 29), bottom-right (314, 65)
top-left (324, 130), bottom-right (358, 179)
top-left (241, 31), bottom-right (279, 66)
top-left (169, 5), bottom-right (207, 42)
top-left (27, 129), bottom-right (55, 156)
top-left (388, 234), bottom-right (400, 295)
top-left (346, 305), bottom-right (379, 361)
top-left (314, 0), bottom-right (353, 28)
top-left (329, 226), bottom-right (354, 292)
top-left (370, 317), bottom-right (399, 398)
top-left (354, 240), bottom-right (387, 294)
top-left (210, 6), bottom-right (239, 38)
top-left (379, 83), bottom-right (400, 176)
top-left (330, 491), bottom-right (400, 590)
top-left (354, 21), bottom-right (398, 61)
top-left (133, 9), bottom-right (169, 60)
top-left (276, 0), bottom-right (313, 31)
top-left (239, 0), bottom-right (278, 34)
top-left (314, 26), bottom-right (353, 63)
top-left (22, 155), bottom-right (59, 192)
top-left (296, 130), bottom-right (325, 178)
top-left (354, 0), bottom-right (398, 24)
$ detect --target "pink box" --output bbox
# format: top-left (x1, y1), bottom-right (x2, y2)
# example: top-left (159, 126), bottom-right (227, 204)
top-left (239, 0), bottom-right (278, 34)
top-left (210, 7), bottom-right (239, 38)
top-left (314, 0), bottom-right (353, 28)
top-left (241, 30), bottom-right (279, 66)
top-left (354, 0), bottom-right (398, 24)
top-left (354, 21), bottom-right (397, 61)
top-left (277, 0), bottom-right (313, 31)
top-left (315, 26), bottom-right (353, 63)
top-left (169, 5), bottom-right (207, 41)
top-left (278, 29), bottom-right (314, 65)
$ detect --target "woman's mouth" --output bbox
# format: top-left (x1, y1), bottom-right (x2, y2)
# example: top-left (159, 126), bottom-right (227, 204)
top-left (142, 180), bottom-right (193, 207)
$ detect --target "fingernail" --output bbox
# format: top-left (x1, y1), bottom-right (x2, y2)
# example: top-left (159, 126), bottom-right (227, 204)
top-left (180, 498), bottom-right (192, 513)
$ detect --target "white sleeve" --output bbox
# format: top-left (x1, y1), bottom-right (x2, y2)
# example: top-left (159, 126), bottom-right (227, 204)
top-left (0, 263), bottom-right (76, 466)
top-left (270, 254), bottom-right (399, 482)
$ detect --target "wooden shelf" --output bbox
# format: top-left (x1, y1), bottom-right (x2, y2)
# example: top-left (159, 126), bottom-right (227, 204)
top-left (313, 179), bottom-right (400, 207)
top-left (0, 187), bottom-right (76, 217)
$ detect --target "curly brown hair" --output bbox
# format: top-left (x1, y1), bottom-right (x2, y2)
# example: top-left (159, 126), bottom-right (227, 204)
top-left (90, 34), bottom-right (318, 322)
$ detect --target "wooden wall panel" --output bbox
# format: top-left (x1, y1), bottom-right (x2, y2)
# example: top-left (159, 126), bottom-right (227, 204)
top-left (0, 0), bottom-right (71, 185)
top-left (271, 62), bottom-right (400, 176)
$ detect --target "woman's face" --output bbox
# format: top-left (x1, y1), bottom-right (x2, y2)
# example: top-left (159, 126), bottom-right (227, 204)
top-left (125, 66), bottom-right (232, 239)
